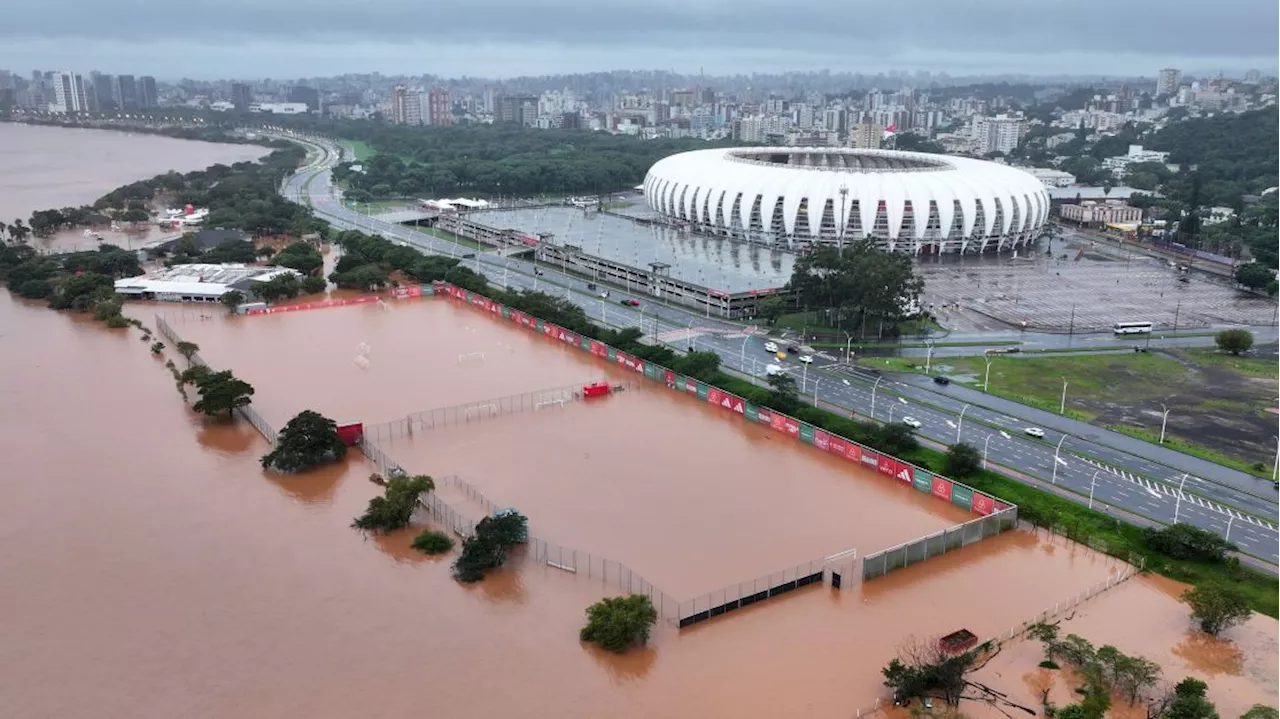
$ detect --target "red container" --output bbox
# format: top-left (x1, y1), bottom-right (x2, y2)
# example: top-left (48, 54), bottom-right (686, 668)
top-left (335, 423), bottom-right (365, 446)
top-left (582, 382), bottom-right (611, 399)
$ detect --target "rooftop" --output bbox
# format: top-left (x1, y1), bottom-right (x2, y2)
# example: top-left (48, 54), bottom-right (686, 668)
top-left (114, 264), bottom-right (300, 296)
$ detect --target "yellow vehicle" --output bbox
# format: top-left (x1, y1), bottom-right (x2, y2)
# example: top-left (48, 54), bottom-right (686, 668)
top-left (775, 351), bottom-right (787, 360)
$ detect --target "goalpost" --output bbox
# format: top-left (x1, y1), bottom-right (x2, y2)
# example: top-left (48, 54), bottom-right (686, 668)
top-left (457, 351), bottom-right (486, 365)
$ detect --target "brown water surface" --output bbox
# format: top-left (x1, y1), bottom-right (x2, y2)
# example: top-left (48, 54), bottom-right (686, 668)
top-left (969, 573), bottom-right (1279, 719)
top-left (0, 123), bottom-right (268, 246)
top-left (3, 134), bottom-right (1245, 718)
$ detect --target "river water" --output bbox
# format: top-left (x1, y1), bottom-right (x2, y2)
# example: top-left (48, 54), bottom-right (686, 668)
top-left (1, 127), bottom-right (1272, 719)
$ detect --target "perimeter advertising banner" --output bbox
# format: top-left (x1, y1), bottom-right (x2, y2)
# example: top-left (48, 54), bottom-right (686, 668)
top-left (433, 283), bottom-right (1011, 522)
top-left (912, 467), bottom-right (933, 493)
top-left (972, 493), bottom-right (995, 515)
top-left (931, 476), bottom-right (954, 501)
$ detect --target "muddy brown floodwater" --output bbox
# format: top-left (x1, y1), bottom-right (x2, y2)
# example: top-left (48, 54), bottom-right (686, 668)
top-left (969, 573), bottom-right (1278, 719)
top-left (5, 130), bottom-right (1273, 719)
top-left (0, 123), bottom-right (268, 253)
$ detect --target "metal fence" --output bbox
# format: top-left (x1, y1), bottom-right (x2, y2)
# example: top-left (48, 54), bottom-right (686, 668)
top-left (987, 558), bottom-right (1142, 645)
top-left (861, 507), bottom-right (1019, 581)
top-left (526, 535), bottom-right (683, 620)
top-left (363, 380), bottom-right (636, 442)
top-left (156, 314), bottom-right (278, 445)
top-left (675, 558), bottom-right (827, 628)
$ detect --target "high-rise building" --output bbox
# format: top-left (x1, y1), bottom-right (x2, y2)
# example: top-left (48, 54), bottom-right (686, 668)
top-left (1156, 68), bottom-right (1182, 96)
top-left (231, 83), bottom-right (252, 111)
top-left (50, 71), bottom-right (88, 114)
top-left (972, 114), bottom-right (1026, 155)
top-left (849, 118), bottom-right (883, 149)
top-left (288, 85), bottom-right (320, 113)
top-left (390, 85), bottom-right (422, 124)
top-left (115, 74), bottom-right (138, 111)
top-left (139, 76), bottom-right (158, 109)
top-left (497, 95), bottom-right (538, 125)
top-left (90, 72), bottom-right (115, 112)
top-left (426, 87), bottom-right (452, 126)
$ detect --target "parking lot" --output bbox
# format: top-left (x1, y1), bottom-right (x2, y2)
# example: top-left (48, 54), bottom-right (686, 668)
top-left (919, 248), bottom-right (1275, 333)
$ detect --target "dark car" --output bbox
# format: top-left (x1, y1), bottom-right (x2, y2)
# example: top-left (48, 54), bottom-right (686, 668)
top-left (933, 376), bottom-right (951, 385)
top-left (786, 345), bottom-right (800, 354)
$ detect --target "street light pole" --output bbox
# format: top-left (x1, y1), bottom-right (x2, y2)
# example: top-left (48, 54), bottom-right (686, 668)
top-left (871, 376), bottom-right (884, 419)
top-left (925, 339), bottom-right (936, 375)
top-left (983, 434), bottom-right (993, 470)
top-left (1052, 434), bottom-right (1069, 484)
top-left (983, 355), bottom-right (993, 391)
top-left (1088, 469), bottom-right (1100, 510)
top-left (813, 378), bottom-right (820, 407)
top-left (740, 336), bottom-right (750, 372)
top-left (1060, 377), bottom-right (1069, 414)
top-left (1159, 403), bottom-right (1171, 444)
top-left (1174, 473), bottom-right (1188, 523)
top-left (844, 331), bottom-right (854, 364)
top-left (955, 404), bottom-right (970, 444)
top-left (1225, 514), bottom-right (1235, 542)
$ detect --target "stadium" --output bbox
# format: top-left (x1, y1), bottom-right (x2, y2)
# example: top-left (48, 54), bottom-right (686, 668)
top-left (643, 147), bottom-right (1051, 254)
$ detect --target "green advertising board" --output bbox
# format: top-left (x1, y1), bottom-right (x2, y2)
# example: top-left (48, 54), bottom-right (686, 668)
top-left (798, 424), bottom-right (815, 444)
top-left (951, 484), bottom-right (974, 511)
top-left (607, 347), bottom-right (617, 362)
top-left (744, 402), bottom-right (759, 422)
top-left (464, 291), bottom-right (473, 301)
top-left (501, 306), bottom-right (511, 319)
top-left (695, 382), bottom-right (708, 400)
top-left (580, 337), bottom-right (591, 352)
top-left (535, 319), bottom-right (544, 331)
top-left (672, 374), bottom-right (687, 390)
top-left (644, 364), bottom-right (661, 381)
top-left (912, 467), bottom-right (933, 494)
top-left (421, 284), bottom-right (435, 296)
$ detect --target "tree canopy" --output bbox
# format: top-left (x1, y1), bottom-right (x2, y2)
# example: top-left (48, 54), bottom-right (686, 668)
top-left (1183, 584), bottom-right (1252, 636)
top-left (579, 594), bottom-right (659, 653)
top-left (191, 369), bottom-right (255, 418)
top-left (262, 409), bottom-right (348, 473)
top-left (451, 511), bottom-right (529, 583)
top-left (786, 240), bottom-right (925, 337)
top-left (351, 474), bottom-right (434, 533)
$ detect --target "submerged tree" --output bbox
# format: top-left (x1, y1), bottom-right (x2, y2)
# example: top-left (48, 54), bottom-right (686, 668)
top-left (1183, 584), bottom-right (1251, 636)
top-left (881, 635), bottom-right (1030, 714)
top-left (451, 510), bottom-right (528, 583)
top-left (191, 369), bottom-right (255, 418)
top-left (351, 474), bottom-right (434, 533)
top-left (580, 594), bottom-right (658, 653)
top-left (261, 409), bottom-right (348, 473)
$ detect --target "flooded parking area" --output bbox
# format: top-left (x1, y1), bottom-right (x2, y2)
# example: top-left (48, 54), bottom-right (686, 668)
top-left (164, 298), bottom-right (637, 428)
top-left (380, 384), bottom-right (973, 597)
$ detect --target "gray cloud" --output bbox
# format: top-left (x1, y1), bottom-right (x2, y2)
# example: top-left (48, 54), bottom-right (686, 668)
top-left (2, 0), bottom-right (1276, 78)
top-left (8, 0), bottom-right (1280, 55)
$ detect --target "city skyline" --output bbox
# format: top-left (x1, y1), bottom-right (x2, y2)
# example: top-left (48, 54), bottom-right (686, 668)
top-left (1, 0), bottom-right (1277, 79)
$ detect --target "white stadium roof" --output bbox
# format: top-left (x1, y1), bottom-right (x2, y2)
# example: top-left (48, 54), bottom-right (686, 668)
top-left (643, 148), bottom-right (1050, 247)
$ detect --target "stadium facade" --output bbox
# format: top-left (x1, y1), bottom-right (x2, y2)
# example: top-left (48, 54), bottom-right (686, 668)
top-left (643, 148), bottom-right (1050, 254)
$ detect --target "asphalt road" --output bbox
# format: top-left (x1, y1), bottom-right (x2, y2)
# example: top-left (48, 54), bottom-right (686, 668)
top-left (276, 132), bottom-right (1280, 564)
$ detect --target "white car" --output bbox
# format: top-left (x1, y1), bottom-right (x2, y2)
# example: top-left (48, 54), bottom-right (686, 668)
top-left (1024, 427), bottom-right (1046, 439)
top-left (902, 417), bottom-right (922, 429)
top-left (798, 354), bottom-right (814, 364)
top-left (765, 363), bottom-right (784, 376)
top-left (763, 341), bottom-right (779, 353)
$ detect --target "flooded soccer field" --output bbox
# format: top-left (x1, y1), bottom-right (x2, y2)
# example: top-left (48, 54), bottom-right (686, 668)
top-left (164, 298), bottom-right (639, 429)
top-left (382, 386), bottom-right (974, 597)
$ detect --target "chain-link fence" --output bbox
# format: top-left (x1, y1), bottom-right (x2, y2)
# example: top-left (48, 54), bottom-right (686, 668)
top-left (363, 380), bottom-right (636, 442)
top-left (861, 507), bottom-right (1019, 581)
top-left (987, 559), bottom-right (1142, 645)
top-left (526, 536), bottom-right (683, 620)
top-left (676, 558), bottom-right (827, 628)
top-left (156, 314), bottom-right (278, 444)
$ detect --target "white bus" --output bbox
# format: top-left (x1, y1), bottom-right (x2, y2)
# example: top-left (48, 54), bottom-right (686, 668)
top-left (1113, 321), bottom-right (1153, 335)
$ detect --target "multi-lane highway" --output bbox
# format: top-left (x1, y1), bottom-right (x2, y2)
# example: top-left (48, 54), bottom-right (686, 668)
top-left (276, 131), bottom-right (1280, 564)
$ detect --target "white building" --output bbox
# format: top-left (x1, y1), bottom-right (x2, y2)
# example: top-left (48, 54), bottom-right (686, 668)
top-left (250, 102), bottom-right (309, 115)
top-left (972, 114), bottom-right (1027, 155)
top-left (50, 71), bottom-right (88, 114)
top-left (1157, 68), bottom-right (1182, 96)
top-left (1025, 168), bottom-right (1077, 187)
top-left (114, 264), bottom-right (303, 303)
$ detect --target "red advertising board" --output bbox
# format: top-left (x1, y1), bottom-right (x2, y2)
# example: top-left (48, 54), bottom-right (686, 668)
top-left (859, 449), bottom-right (879, 470)
top-left (931, 476), bottom-right (953, 501)
top-left (756, 408), bottom-right (772, 424)
top-left (589, 340), bottom-right (609, 358)
top-left (972, 492), bottom-right (995, 515)
top-left (877, 454), bottom-right (896, 478)
top-left (614, 352), bottom-right (644, 373)
top-left (769, 413), bottom-right (788, 434)
top-left (813, 429), bottom-right (831, 453)
top-left (663, 370), bottom-right (675, 385)
top-left (706, 388), bottom-right (745, 415)
top-left (893, 461), bottom-right (914, 484)
top-left (782, 416), bottom-right (800, 437)
top-left (683, 378), bottom-right (698, 394)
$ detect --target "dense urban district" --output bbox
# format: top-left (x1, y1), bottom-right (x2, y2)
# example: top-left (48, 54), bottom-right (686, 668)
top-left (1, 64), bottom-right (1278, 718)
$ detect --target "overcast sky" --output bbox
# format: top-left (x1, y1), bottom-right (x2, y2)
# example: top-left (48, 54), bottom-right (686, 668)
top-left (3, 0), bottom-right (1277, 80)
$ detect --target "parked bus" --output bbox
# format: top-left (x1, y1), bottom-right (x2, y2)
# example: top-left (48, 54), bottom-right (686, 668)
top-left (1113, 321), bottom-right (1153, 335)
